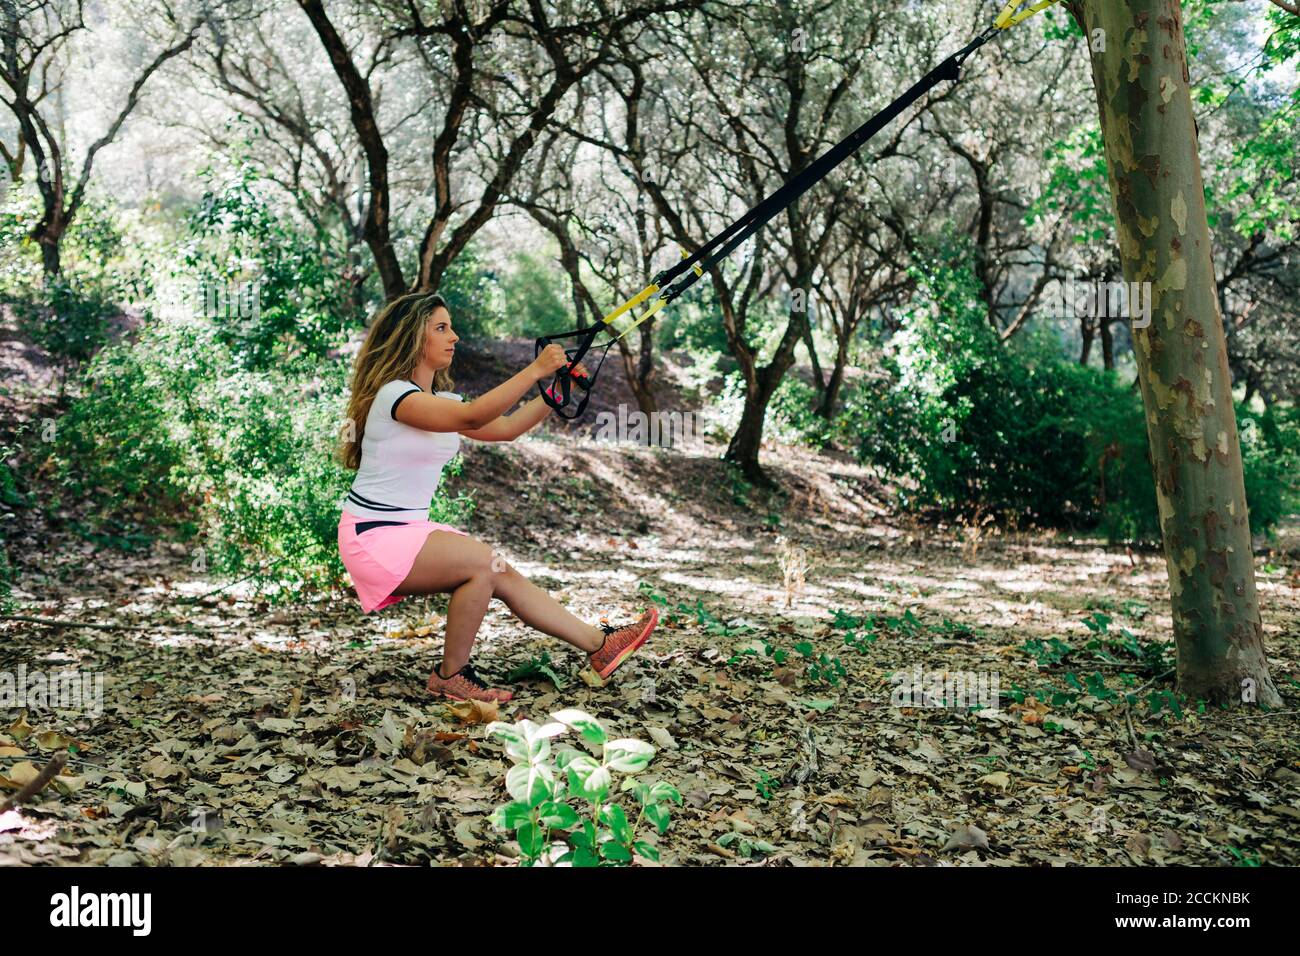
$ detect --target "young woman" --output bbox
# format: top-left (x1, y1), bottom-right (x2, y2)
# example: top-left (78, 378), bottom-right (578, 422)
top-left (336, 291), bottom-right (658, 703)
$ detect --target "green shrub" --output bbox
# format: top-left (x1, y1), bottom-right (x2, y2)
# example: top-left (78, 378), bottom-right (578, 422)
top-left (1238, 403), bottom-right (1300, 536)
top-left (822, 238), bottom-right (1300, 542)
top-left (180, 160), bottom-right (363, 370)
top-left (0, 185), bottom-right (43, 294)
top-left (0, 462), bottom-right (18, 615)
top-left (8, 274), bottom-right (121, 388)
top-left (491, 248), bottom-right (571, 339)
top-left (768, 375), bottom-right (834, 449)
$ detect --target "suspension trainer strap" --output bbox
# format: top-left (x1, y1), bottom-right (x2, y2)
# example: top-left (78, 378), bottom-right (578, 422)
top-left (535, 0), bottom-right (1062, 417)
top-left (652, 34), bottom-right (997, 303)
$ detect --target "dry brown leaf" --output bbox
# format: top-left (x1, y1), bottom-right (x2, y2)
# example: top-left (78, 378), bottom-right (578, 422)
top-left (445, 699), bottom-right (498, 724)
top-left (976, 771), bottom-right (1011, 791)
top-left (941, 823), bottom-right (990, 852)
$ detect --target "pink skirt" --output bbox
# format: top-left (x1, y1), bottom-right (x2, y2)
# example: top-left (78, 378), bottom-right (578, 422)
top-left (337, 509), bottom-right (469, 612)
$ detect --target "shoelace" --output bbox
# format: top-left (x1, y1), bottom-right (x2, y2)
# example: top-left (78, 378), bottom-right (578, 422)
top-left (441, 662), bottom-right (490, 691)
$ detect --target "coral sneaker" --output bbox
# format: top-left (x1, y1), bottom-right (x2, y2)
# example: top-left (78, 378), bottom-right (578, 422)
top-left (590, 607), bottom-right (658, 680)
top-left (427, 660), bottom-right (514, 703)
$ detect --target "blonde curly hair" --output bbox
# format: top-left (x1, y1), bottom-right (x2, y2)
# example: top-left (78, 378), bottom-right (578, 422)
top-left (338, 291), bottom-right (455, 471)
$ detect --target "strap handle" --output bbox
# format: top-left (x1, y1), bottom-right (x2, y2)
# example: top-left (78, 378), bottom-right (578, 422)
top-left (535, 325), bottom-right (605, 420)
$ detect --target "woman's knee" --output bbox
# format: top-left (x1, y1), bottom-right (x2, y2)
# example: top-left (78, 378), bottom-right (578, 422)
top-left (487, 558), bottom-right (524, 597)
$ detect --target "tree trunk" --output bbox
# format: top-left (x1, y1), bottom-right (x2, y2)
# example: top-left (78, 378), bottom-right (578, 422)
top-left (298, 0), bottom-right (406, 301)
top-left (39, 234), bottom-right (62, 278)
top-left (1100, 314), bottom-right (1115, 370)
top-left (817, 336), bottom-right (850, 419)
top-left (801, 316), bottom-right (824, 396)
top-left (1076, 0), bottom-right (1280, 707)
top-left (725, 389), bottom-right (775, 485)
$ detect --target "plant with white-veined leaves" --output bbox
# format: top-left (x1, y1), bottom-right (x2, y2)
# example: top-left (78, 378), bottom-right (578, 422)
top-left (487, 708), bottom-right (682, 867)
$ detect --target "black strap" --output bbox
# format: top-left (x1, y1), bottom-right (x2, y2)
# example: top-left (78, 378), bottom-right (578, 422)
top-left (355, 520), bottom-right (408, 534)
top-left (534, 28), bottom-right (995, 418)
top-left (649, 31), bottom-right (993, 303)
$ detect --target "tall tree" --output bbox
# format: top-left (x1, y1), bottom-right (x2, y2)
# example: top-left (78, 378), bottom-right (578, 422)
top-left (298, 0), bottom-right (696, 302)
top-left (0, 0), bottom-right (200, 276)
top-left (1074, 0), bottom-right (1281, 707)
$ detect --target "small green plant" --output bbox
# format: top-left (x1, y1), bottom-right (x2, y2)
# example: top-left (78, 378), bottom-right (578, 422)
top-left (1079, 611), bottom-right (1172, 676)
top-left (637, 580), bottom-right (669, 607)
top-left (882, 609), bottom-right (922, 635)
top-left (830, 608), bottom-right (879, 653)
top-left (794, 642), bottom-right (846, 686)
top-left (726, 637), bottom-right (788, 667)
top-left (1020, 637), bottom-right (1074, 667)
top-left (487, 708), bottom-right (682, 867)
top-left (1146, 689), bottom-right (1185, 720)
top-left (830, 608), bottom-right (865, 629)
top-left (505, 651), bottom-right (566, 689)
top-left (723, 464), bottom-right (752, 507)
top-left (717, 831), bottom-right (778, 859)
top-left (1121, 600), bottom-right (1150, 619)
top-left (676, 598), bottom-right (755, 637)
top-left (754, 768), bottom-right (777, 801)
top-left (1082, 611), bottom-right (1112, 634)
top-left (1227, 846), bottom-right (1261, 867)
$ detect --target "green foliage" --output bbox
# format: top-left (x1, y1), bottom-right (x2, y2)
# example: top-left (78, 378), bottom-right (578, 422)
top-left (816, 239), bottom-right (1297, 541)
top-left (0, 184), bottom-right (43, 292)
top-left (487, 709), bottom-right (681, 866)
top-left (1020, 613), bottom-right (1172, 680)
top-left (505, 652), bottom-right (567, 689)
top-left (492, 249), bottom-right (573, 338)
top-left (1, 189), bottom-right (132, 387)
top-left (768, 375), bottom-right (834, 449)
top-left (677, 597), bottom-right (755, 638)
top-left (722, 462), bottom-right (754, 507)
top-left (1028, 125), bottom-right (1114, 245)
top-left (8, 273), bottom-right (121, 377)
top-left (0, 432), bottom-right (22, 614)
top-left (716, 831), bottom-right (778, 858)
top-left (841, 243), bottom-right (1154, 534)
top-left (1237, 403), bottom-right (1300, 538)
top-left (436, 237), bottom-right (506, 340)
top-left (180, 160), bottom-right (361, 369)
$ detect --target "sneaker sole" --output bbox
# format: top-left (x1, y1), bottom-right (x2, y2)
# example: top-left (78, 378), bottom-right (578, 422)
top-left (427, 683), bottom-right (513, 704)
top-left (596, 607), bottom-right (659, 680)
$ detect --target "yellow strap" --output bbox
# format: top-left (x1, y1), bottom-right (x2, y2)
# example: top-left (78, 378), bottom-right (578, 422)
top-left (611, 295), bottom-right (668, 342)
top-left (994, 0), bottom-right (1060, 29)
top-left (682, 247), bottom-right (703, 278)
top-left (598, 281), bottom-right (660, 327)
top-left (595, 247), bottom-right (698, 338)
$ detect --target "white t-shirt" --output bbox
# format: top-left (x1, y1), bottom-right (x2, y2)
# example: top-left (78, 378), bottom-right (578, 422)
top-left (342, 379), bottom-right (463, 521)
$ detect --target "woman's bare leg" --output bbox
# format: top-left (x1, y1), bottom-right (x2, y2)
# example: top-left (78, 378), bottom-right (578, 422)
top-left (392, 532), bottom-right (604, 674)
top-left (490, 559), bottom-right (604, 653)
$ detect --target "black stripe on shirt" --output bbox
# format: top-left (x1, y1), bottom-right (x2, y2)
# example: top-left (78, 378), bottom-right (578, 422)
top-left (391, 387), bottom-right (422, 421)
top-left (347, 491), bottom-right (418, 512)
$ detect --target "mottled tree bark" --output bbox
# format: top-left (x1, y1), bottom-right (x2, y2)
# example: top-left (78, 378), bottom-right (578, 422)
top-left (1075, 0), bottom-right (1280, 706)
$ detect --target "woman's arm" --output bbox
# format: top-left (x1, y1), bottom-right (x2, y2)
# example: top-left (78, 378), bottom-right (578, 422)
top-left (459, 394), bottom-right (553, 442)
top-left (459, 360), bottom-right (588, 441)
top-left (394, 345), bottom-right (568, 432)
